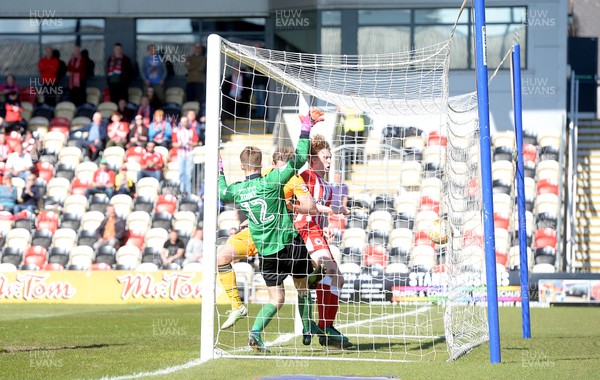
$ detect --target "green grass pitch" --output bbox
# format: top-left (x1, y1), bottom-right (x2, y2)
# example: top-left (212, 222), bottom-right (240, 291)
top-left (0, 304), bottom-right (599, 379)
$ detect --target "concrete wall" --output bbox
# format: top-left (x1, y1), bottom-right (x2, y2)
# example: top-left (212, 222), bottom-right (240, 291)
top-left (2, 0), bottom-right (270, 17)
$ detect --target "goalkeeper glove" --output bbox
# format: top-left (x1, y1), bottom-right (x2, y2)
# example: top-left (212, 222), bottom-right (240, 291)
top-left (299, 109), bottom-right (325, 133)
top-left (218, 154), bottom-right (224, 172)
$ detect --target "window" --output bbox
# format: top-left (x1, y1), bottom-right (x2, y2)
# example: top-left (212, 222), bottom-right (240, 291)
top-left (353, 7), bottom-right (526, 70)
top-left (0, 18), bottom-right (105, 76)
top-left (321, 11), bottom-right (341, 55)
top-left (136, 18), bottom-right (266, 76)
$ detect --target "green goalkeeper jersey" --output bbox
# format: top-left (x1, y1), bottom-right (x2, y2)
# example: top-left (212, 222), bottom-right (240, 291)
top-left (218, 134), bottom-right (310, 256)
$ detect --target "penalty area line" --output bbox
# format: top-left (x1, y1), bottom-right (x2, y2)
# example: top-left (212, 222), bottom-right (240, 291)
top-left (99, 358), bottom-right (204, 380)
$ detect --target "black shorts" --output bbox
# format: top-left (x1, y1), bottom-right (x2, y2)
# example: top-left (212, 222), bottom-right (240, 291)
top-left (260, 235), bottom-right (312, 287)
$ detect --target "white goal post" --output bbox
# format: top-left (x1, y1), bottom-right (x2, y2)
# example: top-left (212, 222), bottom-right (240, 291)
top-left (201, 30), bottom-right (490, 363)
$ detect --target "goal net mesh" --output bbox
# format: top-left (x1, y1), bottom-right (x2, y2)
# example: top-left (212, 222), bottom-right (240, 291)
top-left (210, 33), bottom-right (486, 362)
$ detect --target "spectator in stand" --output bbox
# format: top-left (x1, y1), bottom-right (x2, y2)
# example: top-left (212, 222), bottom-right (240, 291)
top-left (161, 229), bottom-right (185, 268)
top-left (105, 111), bottom-right (129, 149)
top-left (38, 47), bottom-right (59, 106)
top-left (114, 166), bottom-right (134, 196)
top-left (117, 99), bottom-right (135, 123)
top-left (14, 174), bottom-right (39, 214)
top-left (3, 91), bottom-right (25, 135)
top-left (67, 46), bottom-right (88, 106)
top-left (127, 115), bottom-right (148, 148)
top-left (146, 86), bottom-right (162, 111)
top-left (184, 227), bottom-right (203, 265)
top-left (85, 159), bottom-right (116, 198)
top-left (136, 96), bottom-right (153, 125)
top-left (172, 116), bottom-right (199, 194)
top-left (53, 49), bottom-right (68, 97)
top-left (22, 131), bottom-right (40, 163)
top-left (330, 170), bottom-right (350, 215)
top-left (147, 109), bottom-right (171, 148)
top-left (5, 143), bottom-right (33, 181)
top-left (94, 204), bottom-right (126, 251)
top-left (138, 141), bottom-right (164, 181)
top-left (70, 112), bottom-right (106, 161)
top-left (142, 44), bottom-right (166, 103)
top-left (186, 109), bottom-right (204, 146)
top-left (221, 67), bottom-right (249, 118)
top-left (185, 43), bottom-right (206, 105)
top-left (81, 49), bottom-right (95, 79)
top-left (0, 134), bottom-right (9, 166)
top-left (0, 175), bottom-right (17, 213)
top-left (106, 42), bottom-right (133, 103)
top-left (0, 74), bottom-right (19, 97)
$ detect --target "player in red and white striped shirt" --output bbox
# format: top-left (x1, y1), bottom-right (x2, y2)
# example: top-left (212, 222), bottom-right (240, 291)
top-left (295, 134), bottom-right (351, 348)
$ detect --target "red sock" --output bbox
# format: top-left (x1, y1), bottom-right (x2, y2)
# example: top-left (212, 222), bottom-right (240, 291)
top-left (325, 289), bottom-right (339, 327)
top-left (316, 283), bottom-right (330, 329)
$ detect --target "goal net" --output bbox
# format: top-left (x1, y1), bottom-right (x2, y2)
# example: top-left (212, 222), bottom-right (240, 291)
top-left (202, 32), bottom-right (488, 362)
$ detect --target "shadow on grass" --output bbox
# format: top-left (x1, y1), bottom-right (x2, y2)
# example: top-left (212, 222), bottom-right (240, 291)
top-left (1, 343), bottom-right (125, 353)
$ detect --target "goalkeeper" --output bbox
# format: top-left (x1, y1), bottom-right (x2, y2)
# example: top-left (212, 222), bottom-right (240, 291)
top-left (218, 109), bottom-right (324, 353)
top-left (217, 145), bottom-right (324, 346)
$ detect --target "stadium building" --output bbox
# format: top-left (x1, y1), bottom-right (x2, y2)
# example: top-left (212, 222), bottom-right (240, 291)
top-left (2, 0), bottom-right (569, 132)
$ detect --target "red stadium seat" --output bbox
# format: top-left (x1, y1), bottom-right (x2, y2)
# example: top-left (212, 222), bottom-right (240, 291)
top-left (494, 212), bottom-right (510, 230)
top-left (24, 246), bottom-right (48, 268)
top-left (43, 263), bottom-right (64, 271)
top-left (364, 245), bottom-right (387, 267)
top-left (496, 252), bottom-right (508, 267)
top-left (155, 194), bottom-right (178, 214)
top-left (49, 125), bottom-right (70, 138)
top-left (427, 131), bottom-right (447, 147)
top-left (535, 228), bottom-right (557, 249)
top-left (125, 230), bottom-right (145, 251)
top-left (523, 143), bottom-right (537, 165)
top-left (50, 117), bottom-right (70, 127)
top-left (6, 131), bottom-right (22, 153)
top-left (91, 262), bottom-right (112, 271)
top-left (36, 161), bottom-right (55, 183)
top-left (432, 264), bottom-right (446, 273)
top-left (36, 211), bottom-right (60, 233)
top-left (414, 230), bottom-right (435, 248)
top-left (467, 177), bottom-right (479, 197)
top-left (328, 214), bottom-right (346, 233)
top-left (70, 178), bottom-right (91, 196)
top-left (537, 178), bottom-right (559, 195)
top-left (419, 196), bottom-right (440, 214)
top-left (126, 146), bottom-right (146, 165)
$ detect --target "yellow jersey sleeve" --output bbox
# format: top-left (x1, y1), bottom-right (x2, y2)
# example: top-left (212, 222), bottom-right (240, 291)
top-left (284, 175), bottom-right (309, 200)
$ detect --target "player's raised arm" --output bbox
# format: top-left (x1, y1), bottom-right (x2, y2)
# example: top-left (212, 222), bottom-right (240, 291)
top-left (292, 109), bottom-right (324, 170)
top-left (266, 109), bottom-right (325, 185)
top-left (218, 154), bottom-right (235, 203)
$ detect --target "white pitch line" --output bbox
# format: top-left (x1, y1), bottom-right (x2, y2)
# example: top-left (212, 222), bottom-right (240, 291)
top-left (102, 305), bottom-right (433, 378)
top-left (99, 358), bottom-right (204, 380)
top-left (262, 305), bottom-right (432, 349)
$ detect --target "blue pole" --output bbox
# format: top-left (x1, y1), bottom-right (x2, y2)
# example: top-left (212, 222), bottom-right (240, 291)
top-left (511, 44), bottom-right (531, 339)
top-left (473, 0), bottom-right (501, 363)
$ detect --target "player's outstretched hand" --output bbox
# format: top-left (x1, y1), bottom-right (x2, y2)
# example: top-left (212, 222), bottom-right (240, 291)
top-left (299, 109), bottom-right (325, 133)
